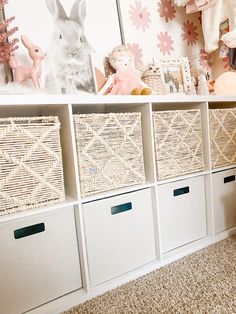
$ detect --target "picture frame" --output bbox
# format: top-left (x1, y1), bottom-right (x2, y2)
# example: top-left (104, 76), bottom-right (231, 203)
top-left (157, 57), bottom-right (192, 95)
top-left (1, 0), bottom-right (122, 94)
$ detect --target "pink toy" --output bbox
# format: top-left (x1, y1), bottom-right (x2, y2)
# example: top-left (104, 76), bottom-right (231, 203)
top-left (9, 35), bottom-right (45, 88)
top-left (98, 45), bottom-right (152, 95)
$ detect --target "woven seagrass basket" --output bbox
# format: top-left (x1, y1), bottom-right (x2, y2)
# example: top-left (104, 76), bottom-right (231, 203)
top-left (0, 116), bottom-right (65, 215)
top-left (209, 108), bottom-right (236, 168)
top-left (153, 109), bottom-right (204, 179)
top-left (74, 112), bottom-right (145, 197)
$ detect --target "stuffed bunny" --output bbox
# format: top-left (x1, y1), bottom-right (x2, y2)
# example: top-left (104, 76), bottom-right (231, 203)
top-left (44, 0), bottom-right (95, 94)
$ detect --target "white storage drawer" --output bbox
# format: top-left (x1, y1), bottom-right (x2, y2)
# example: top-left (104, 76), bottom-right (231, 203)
top-left (213, 168), bottom-right (236, 233)
top-left (158, 176), bottom-right (207, 252)
top-left (83, 188), bottom-right (156, 286)
top-left (0, 206), bottom-right (82, 314)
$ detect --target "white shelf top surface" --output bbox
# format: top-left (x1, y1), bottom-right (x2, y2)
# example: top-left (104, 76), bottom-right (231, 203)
top-left (0, 94), bottom-right (236, 105)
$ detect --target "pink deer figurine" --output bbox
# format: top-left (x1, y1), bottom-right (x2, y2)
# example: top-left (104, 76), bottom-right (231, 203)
top-left (9, 35), bottom-right (45, 89)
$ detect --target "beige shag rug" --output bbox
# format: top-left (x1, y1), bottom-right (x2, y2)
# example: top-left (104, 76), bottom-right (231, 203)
top-left (65, 237), bottom-right (236, 314)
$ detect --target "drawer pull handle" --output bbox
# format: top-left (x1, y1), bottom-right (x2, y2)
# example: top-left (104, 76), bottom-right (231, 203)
top-left (173, 186), bottom-right (190, 197)
top-left (224, 175), bottom-right (235, 184)
top-left (111, 202), bottom-right (132, 215)
top-left (14, 223), bottom-right (45, 239)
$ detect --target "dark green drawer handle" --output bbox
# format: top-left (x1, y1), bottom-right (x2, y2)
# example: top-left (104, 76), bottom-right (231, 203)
top-left (224, 175), bottom-right (235, 184)
top-left (14, 223), bottom-right (45, 239)
top-left (111, 202), bottom-right (132, 215)
top-left (173, 186), bottom-right (190, 197)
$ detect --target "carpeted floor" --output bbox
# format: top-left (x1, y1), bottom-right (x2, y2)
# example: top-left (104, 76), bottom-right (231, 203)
top-left (65, 237), bottom-right (236, 314)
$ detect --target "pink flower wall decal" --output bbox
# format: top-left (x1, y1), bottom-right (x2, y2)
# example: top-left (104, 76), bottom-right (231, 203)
top-left (157, 31), bottom-right (174, 55)
top-left (127, 43), bottom-right (143, 66)
top-left (157, 0), bottom-right (176, 23)
top-left (129, 0), bottom-right (151, 32)
top-left (181, 20), bottom-right (199, 46)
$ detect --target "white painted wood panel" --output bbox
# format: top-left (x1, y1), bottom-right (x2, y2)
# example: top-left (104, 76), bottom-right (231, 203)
top-left (212, 168), bottom-right (236, 233)
top-left (158, 176), bottom-right (207, 252)
top-left (0, 206), bottom-right (82, 314)
top-left (83, 188), bottom-right (156, 286)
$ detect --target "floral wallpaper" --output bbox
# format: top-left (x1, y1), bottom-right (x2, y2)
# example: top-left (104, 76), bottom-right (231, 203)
top-left (118, 0), bottom-right (228, 77)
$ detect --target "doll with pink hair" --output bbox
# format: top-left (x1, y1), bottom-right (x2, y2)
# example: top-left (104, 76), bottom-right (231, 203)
top-left (98, 45), bottom-right (152, 95)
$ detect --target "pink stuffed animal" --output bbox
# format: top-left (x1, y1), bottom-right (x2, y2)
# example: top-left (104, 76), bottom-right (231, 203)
top-left (98, 45), bottom-right (152, 95)
top-left (9, 35), bottom-right (45, 88)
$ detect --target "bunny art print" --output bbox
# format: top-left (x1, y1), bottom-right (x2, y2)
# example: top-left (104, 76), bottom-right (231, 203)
top-left (44, 0), bottom-right (95, 94)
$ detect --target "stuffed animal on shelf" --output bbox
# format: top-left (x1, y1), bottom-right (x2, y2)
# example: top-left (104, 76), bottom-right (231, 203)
top-left (141, 61), bottom-right (166, 95)
top-left (9, 35), bottom-right (45, 89)
top-left (98, 45), bottom-right (152, 95)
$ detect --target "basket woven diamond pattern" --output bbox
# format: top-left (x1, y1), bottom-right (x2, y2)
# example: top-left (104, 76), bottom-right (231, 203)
top-left (0, 116), bottom-right (65, 215)
top-left (153, 110), bottom-right (204, 179)
top-left (74, 112), bottom-right (145, 197)
top-left (209, 108), bottom-right (236, 168)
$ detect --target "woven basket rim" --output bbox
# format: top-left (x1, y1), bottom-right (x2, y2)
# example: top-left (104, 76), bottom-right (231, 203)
top-left (0, 116), bottom-right (59, 123)
top-left (153, 109), bottom-right (200, 114)
top-left (209, 108), bottom-right (236, 111)
top-left (74, 112), bottom-right (141, 117)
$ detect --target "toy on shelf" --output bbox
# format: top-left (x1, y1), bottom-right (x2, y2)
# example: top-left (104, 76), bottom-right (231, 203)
top-left (189, 66), bottom-right (210, 95)
top-left (9, 35), bottom-right (45, 88)
top-left (197, 73), bottom-right (209, 95)
top-left (141, 61), bottom-right (166, 95)
top-left (98, 45), bottom-right (152, 95)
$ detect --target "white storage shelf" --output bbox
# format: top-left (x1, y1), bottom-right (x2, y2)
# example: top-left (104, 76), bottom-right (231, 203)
top-left (0, 95), bottom-right (236, 314)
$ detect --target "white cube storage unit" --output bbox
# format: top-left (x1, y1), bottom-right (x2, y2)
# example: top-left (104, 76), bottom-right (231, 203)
top-left (1, 97), bottom-right (236, 314)
top-left (0, 206), bottom-right (82, 314)
top-left (158, 176), bottom-right (207, 253)
top-left (212, 168), bottom-right (236, 233)
top-left (83, 188), bottom-right (156, 286)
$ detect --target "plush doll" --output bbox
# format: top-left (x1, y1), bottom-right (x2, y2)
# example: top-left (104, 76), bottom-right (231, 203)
top-left (98, 45), bottom-right (152, 95)
top-left (202, 0), bottom-right (236, 52)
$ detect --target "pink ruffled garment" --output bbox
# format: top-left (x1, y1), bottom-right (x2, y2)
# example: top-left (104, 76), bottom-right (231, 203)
top-left (186, 0), bottom-right (216, 13)
top-left (109, 68), bottom-right (141, 95)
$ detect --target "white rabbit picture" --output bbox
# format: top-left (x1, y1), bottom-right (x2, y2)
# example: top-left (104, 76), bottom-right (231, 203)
top-left (1, 0), bottom-right (122, 93)
top-left (43, 0), bottom-right (95, 94)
